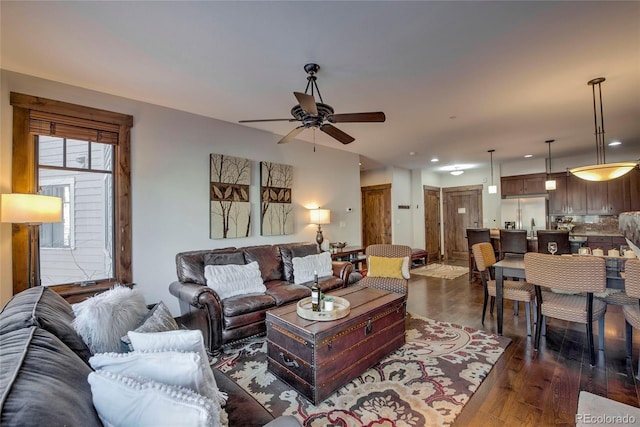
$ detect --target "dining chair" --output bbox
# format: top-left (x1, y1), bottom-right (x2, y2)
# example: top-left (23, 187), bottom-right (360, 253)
top-left (524, 252), bottom-right (607, 366)
top-left (536, 230), bottom-right (571, 255)
top-left (472, 242), bottom-right (537, 336)
top-left (359, 244), bottom-right (413, 296)
top-left (466, 228), bottom-right (491, 283)
top-left (623, 259), bottom-right (640, 379)
top-left (499, 229), bottom-right (528, 259)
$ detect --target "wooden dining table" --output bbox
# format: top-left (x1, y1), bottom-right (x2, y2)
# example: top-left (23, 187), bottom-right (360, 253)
top-left (493, 254), bottom-right (526, 336)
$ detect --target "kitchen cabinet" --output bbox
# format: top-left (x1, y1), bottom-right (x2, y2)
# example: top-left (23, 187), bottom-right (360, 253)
top-left (630, 168), bottom-right (640, 211)
top-left (586, 181), bottom-right (608, 214)
top-left (606, 174), bottom-right (630, 214)
top-left (548, 173), bottom-right (567, 215)
top-left (501, 173), bottom-right (546, 197)
top-left (566, 174), bottom-right (588, 215)
top-left (585, 174), bottom-right (630, 215)
top-left (511, 169), bottom-right (638, 215)
top-left (585, 235), bottom-right (626, 252)
top-left (547, 172), bottom-right (588, 215)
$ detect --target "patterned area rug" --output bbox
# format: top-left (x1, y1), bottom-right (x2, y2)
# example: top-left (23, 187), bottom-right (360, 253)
top-left (213, 314), bottom-right (510, 426)
top-left (411, 264), bottom-right (469, 280)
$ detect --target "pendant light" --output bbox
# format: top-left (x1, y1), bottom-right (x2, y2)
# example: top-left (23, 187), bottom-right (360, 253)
top-left (487, 149), bottom-right (497, 194)
top-left (569, 77), bottom-right (637, 181)
top-left (545, 139), bottom-right (556, 191)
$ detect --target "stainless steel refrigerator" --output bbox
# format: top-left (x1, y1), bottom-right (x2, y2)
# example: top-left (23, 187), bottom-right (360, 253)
top-left (500, 196), bottom-right (547, 236)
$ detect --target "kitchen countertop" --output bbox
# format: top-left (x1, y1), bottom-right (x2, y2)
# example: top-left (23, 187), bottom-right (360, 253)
top-left (570, 232), bottom-right (624, 237)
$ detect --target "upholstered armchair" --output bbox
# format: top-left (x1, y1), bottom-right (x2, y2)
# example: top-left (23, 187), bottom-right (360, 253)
top-left (359, 244), bottom-right (413, 296)
top-left (524, 252), bottom-right (607, 366)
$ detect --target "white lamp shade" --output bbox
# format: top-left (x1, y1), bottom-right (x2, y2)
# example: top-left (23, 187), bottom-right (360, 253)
top-left (488, 185), bottom-right (498, 194)
top-left (1, 193), bottom-right (63, 224)
top-left (309, 208), bottom-right (331, 225)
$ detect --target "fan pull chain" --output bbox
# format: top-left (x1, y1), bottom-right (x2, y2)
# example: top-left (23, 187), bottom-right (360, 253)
top-left (313, 128), bottom-right (316, 152)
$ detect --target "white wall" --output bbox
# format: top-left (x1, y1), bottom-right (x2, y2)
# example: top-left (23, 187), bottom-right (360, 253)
top-left (391, 167), bottom-right (412, 246)
top-left (410, 169), bottom-right (424, 249)
top-left (360, 166), bottom-right (415, 247)
top-left (0, 70), bottom-right (362, 313)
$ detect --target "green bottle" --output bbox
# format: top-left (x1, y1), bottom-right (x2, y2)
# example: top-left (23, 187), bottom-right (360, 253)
top-left (311, 271), bottom-right (320, 312)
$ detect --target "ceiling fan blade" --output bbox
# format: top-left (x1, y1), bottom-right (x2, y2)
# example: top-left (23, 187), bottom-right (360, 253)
top-left (329, 112), bottom-right (386, 123)
top-left (277, 126), bottom-right (305, 144)
top-left (293, 92), bottom-right (318, 115)
top-left (320, 124), bottom-right (355, 145)
top-left (238, 118), bottom-right (295, 123)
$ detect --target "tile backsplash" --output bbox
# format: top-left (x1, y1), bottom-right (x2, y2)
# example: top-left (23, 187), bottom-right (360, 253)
top-left (550, 215), bottom-right (620, 234)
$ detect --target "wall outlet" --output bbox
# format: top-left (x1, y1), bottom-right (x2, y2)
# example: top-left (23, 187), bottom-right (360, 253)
top-left (339, 221), bottom-right (346, 228)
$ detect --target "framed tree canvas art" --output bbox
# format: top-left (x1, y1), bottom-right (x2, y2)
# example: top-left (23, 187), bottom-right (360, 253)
top-left (210, 154), bottom-right (251, 239)
top-left (260, 161), bottom-right (293, 236)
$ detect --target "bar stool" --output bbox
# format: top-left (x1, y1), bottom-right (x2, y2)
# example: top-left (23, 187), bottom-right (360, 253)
top-left (499, 229), bottom-right (528, 260)
top-left (537, 230), bottom-right (571, 255)
top-left (466, 228), bottom-right (490, 283)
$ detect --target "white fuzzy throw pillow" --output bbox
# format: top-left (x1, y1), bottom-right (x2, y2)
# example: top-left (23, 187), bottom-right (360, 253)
top-left (72, 286), bottom-right (148, 354)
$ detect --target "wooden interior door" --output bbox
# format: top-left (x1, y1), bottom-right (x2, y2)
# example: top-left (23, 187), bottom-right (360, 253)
top-left (443, 185), bottom-right (483, 260)
top-left (361, 184), bottom-right (392, 247)
top-left (423, 186), bottom-right (441, 263)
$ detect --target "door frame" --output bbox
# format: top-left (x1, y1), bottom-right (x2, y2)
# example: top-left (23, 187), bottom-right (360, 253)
top-left (442, 185), bottom-right (483, 260)
top-left (423, 185), bottom-right (441, 263)
top-left (361, 184), bottom-right (392, 247)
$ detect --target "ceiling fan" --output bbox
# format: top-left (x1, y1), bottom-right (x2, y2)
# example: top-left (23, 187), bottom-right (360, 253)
top-left (239, 63), bottom-right (386, 145)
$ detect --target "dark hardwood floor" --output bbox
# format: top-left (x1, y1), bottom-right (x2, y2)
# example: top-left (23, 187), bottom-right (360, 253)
top-left (406, 260), bottom-right (640, 426)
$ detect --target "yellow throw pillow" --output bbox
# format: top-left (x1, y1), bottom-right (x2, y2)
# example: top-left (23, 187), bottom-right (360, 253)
top-left (367, 256), bottom-right (404, 279)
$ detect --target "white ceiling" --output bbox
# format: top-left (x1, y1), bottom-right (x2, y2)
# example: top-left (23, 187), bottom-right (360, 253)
top-left (2, 1), bottom-right (639, 173)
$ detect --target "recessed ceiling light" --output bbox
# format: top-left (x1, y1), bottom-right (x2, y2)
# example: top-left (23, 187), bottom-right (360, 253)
top-left (450, 170), bottom-right (464, 176)
top-left (608, 141), bottom-right (622, 146)
top-left (431, 158), bottom-right (439, 163)
top-left (524, 154), bottom-right (533, 158)
top-left (409, 151), bottom-right (416, 156)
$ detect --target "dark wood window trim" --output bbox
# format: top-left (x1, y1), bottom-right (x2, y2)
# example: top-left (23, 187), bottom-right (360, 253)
top-left (9, 92), bottom-right (133, 300)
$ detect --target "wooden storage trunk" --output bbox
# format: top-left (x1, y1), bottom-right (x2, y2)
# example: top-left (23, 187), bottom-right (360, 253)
top-left (266, 285), bottom-right (406, 405)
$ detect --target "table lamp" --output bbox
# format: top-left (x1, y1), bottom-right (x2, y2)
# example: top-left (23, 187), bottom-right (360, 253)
top-left (1, 193), bottom-right (63, 288)
top-left (309, 208), bottom-right (330, 247)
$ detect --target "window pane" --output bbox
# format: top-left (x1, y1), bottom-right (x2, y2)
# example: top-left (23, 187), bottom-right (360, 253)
top-left (40, 184), bottom-right (70, 248)
top-left (38, 139), bottom-right (115, 286)
top-left (91, 141), bottom-right (113, 171)
top-left (38, 136), bottom-right (64, 167)
top-left (67, 139), bottom-right (89, 169)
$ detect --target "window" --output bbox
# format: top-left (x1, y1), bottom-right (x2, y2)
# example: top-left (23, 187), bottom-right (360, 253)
top-left (10, 92), bottom-right (133, 299)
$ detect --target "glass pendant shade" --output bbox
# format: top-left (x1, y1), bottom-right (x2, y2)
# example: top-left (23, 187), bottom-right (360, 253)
top-left (545, 139), bottom-right (556, 191)
top-left (545, 179), bottom-right (556, 190)
top-left (569, 162), bottom-right (637, 182)
top-left (487, 149), bottom-right (497, 194)
top-left (569, 77), bottom-right (637, 182)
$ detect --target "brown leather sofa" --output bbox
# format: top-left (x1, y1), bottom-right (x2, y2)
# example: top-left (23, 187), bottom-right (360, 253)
top-left (0, 286), bottom-right (301, 427)
top-left (169, 242), bottom-right (352, 354)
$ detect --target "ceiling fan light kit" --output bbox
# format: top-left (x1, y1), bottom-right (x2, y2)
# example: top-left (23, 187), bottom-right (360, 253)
top-left (569, 77), bottom-right (638, 182)
top-left (240, 64), bottom-right (385, 145)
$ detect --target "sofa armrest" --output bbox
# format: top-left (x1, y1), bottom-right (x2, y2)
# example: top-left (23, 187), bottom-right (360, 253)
top-left (169, 281), bottom-right (224, 353)
top-left (331, 261), bottom-right (353, 286)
